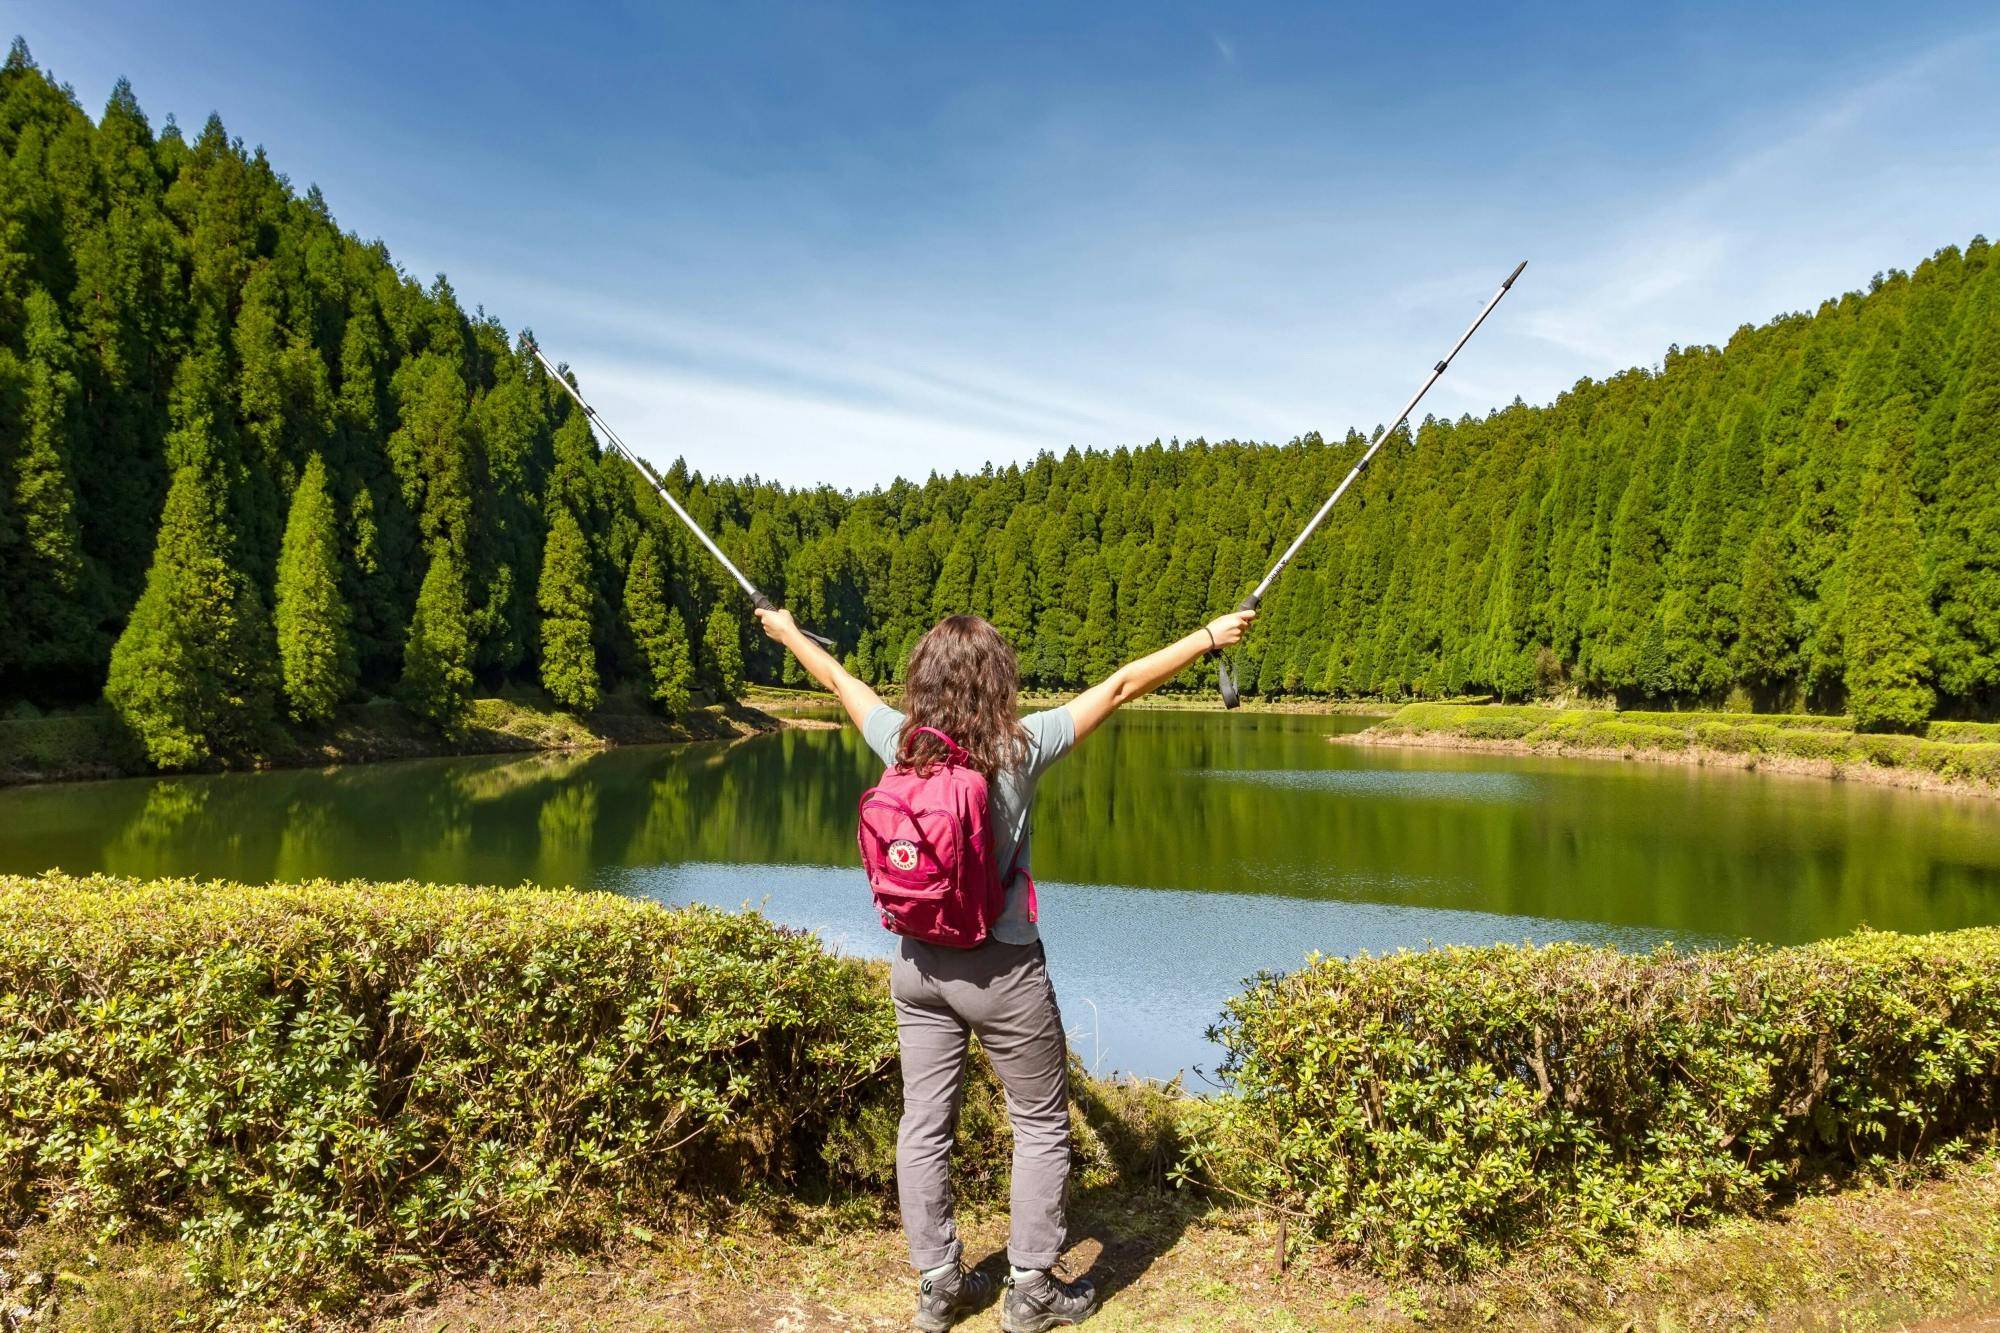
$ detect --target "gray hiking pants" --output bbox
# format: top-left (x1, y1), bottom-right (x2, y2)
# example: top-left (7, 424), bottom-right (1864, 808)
top-left (891, 936), bottom-right (1070, 1271)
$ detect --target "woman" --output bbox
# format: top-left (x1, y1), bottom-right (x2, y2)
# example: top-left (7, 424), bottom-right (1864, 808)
top-left (755, 605), bottom-right (1254, 1333)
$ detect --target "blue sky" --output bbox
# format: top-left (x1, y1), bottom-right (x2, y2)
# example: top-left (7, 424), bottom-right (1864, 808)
top-left (12, 1), bottom-right (2000, 488)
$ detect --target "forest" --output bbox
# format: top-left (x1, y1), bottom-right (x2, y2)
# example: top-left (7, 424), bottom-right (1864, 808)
top-left (2, 39), bottom-right (1997, 770)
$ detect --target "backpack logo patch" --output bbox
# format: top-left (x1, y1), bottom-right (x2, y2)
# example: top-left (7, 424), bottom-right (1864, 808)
top-left (887, 839), bottom-right (920, 872)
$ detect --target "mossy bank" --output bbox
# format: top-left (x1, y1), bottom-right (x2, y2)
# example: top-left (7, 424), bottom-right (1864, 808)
top-left (1347, 702), bottom-right (2000, 795)
top-left (0, 691), bottom-right (785, 788)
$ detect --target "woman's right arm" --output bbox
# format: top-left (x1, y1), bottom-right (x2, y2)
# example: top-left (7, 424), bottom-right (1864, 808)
top-left (753, 607), bottom-right (887, 733)
top-left (1064, 610), bottom-right (1256, 742)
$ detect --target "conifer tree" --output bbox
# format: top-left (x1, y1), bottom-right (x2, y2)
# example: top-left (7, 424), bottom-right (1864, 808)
top-left (1844, 416), bottom-right (1934, 731)
top-left (103, 343), bottom-right (278, 766)
top-left (401, 541), bottom-right (474, 731)
top-left (4, 287), bottom-right (102, 691)
top-left (538, 506), bottom-right (599, 710)
top-left (343, 481), bottom-right (412, 688)
top-left (274, 452), bottom-right (355, 724)
top-left (931, 540), bottom-right (975, 620)
top-left (623, 530), bottom-right (693, 713)
top-left (1735, 523), bottom-right (1794, 688)
top-left (703, 606), bottom-right (745, 702)
top-left (105, 465), bottom-right (278, 767)
top-left (1927, 306), bottom-right (2000, 702)
top-left (1595, 433), bottom-right (1668, 692)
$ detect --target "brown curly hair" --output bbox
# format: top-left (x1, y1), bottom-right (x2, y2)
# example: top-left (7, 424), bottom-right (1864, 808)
top-left (897, 616), bottom-right (1031, 779)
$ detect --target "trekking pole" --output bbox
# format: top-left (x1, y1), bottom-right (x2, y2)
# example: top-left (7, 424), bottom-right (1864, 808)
top-left (524, 339), bottom-right (836, 650)
top-left (1213, 260), bottom-right (1527, 707)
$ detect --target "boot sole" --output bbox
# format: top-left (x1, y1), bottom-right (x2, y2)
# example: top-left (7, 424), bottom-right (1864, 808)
top-left (1000, 1305), bottom-right (1097, 1333)
top-left (915, 1294), bottom-right (990, 1331)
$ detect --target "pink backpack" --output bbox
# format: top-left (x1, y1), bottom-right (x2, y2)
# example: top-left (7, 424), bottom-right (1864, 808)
top-left (857, 726), bottom-right (1033, 948)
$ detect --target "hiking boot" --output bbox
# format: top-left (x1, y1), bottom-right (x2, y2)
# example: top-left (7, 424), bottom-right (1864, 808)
top-left (913, 1261), bottom-right (994, 1331)
top-left (1001, 1267), bottom-right (1097, 1332)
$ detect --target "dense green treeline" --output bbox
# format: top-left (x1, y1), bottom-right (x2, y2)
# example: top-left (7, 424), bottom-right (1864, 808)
top-left (4, 44), bottom-right (1999, 772)
top-left (701, 229), bottom-right (2000, 724)
top-left (0, 43), bottom-right (744, 766)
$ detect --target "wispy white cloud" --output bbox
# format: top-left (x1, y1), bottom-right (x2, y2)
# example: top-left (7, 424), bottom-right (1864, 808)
top-left (575, 357), bottom-right (1070, 489)
top-left (475, 263), bottom-right (1329, 486)
top-left (1505, 30), bottom-right (2000, 377)
top-left (477, 25), bottom-right (2000, 487)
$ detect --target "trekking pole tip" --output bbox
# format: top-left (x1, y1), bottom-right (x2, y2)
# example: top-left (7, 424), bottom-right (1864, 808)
top-left (1503, 260), bottom-right (1527, 288)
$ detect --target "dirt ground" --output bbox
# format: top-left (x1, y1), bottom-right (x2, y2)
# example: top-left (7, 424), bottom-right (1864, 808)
top-left (358, 1157), bottom-right (2000, 1333)
top-left (14, 1154), bottom-right (1999, 1331)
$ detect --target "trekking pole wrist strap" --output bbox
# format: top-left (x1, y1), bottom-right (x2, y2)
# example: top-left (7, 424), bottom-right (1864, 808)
top-left (1203, 625), bottom-right (1217, 653)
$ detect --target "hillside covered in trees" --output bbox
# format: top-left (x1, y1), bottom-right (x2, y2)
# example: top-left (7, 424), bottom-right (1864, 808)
top-left (2, 42), bottom-right (1997, 771)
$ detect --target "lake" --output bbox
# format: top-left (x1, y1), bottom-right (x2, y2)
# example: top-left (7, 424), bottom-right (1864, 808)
top-left (5, 709), bottom-right (2000, 1081)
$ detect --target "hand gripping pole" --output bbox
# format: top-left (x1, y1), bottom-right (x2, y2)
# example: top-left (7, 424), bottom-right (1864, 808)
top-left (1215, 260), bottom-right (1527, 708)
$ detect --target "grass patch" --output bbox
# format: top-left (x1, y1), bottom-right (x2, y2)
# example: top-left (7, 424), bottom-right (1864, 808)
top-left (1361, 703), bottom-right (2000, 791)
top-left (313, 1152), bottom-right (2000, 1329)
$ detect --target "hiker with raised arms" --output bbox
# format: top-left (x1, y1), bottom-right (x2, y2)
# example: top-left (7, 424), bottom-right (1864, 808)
top-left (755, 605), bottom-right (1255, 1333)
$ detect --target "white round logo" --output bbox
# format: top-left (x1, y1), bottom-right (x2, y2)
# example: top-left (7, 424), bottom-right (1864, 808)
top-left (887, 839), bottom-right (920, 872)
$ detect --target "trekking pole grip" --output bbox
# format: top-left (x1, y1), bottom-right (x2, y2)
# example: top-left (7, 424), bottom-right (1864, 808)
top-left (1212, 592), bottom-right (1261, 711)
top-left (751, 590), bottom-right (837, 651)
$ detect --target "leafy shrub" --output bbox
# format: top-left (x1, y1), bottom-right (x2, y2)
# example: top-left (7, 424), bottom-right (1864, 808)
top-left (0, 873), bottom-right (1188, 1314)
top-left (1913, 738), bottom-right (2000, 784)
top-left (1387, 703), bottom-right (1553, 736)
top-left (0, 873), bottom-right (899, 1310)
top-left (1463, 715), bottom-right (1539, 741)
top-left (1573, 720), bottom-right (1692, 751)
top-left (1767, 728), bottom-right (1859, 763)
top-left (1929, 720), bottom-right (2000, 745)
top-left (0, 713), bottom-right (134, 778)
top-left (1620, 709), bottom-right (1854, 734)
top-left (1190, 929), bottom-right (2000, 1275)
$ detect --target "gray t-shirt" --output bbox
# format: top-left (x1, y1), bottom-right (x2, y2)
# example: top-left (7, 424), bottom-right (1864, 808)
top-left (861, 704), bottom-right (1076, 945)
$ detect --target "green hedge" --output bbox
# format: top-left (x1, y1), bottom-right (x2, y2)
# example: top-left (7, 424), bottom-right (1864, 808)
top-left (0, 873), bottom-right (1183, 1314)
top-left (0, 874), bottom-right (905, 1310)
top-left (1191, 929), bottom-right (2000, 1274)
top-left (1929, 720), bottom-right (2000, 745)
top-left (16, 872), bottom-right (1999, 1306)
top-left (0, 712), bottom-right (132, 780)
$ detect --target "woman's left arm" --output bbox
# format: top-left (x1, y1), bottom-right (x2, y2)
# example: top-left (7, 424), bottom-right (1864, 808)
top-left (1065, 610), bottom-right (1255, 742)
top-left (753, 607), bottom-right (886, 731)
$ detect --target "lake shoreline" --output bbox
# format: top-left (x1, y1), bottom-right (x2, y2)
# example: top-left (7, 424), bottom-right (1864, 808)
top-left (1342, 705), bottom-right (2000, 799)
top-left (0, 695), bottom-right (795, 790)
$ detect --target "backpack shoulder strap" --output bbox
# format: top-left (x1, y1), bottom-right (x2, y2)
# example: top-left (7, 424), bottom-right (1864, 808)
top-left (1003, 833), bottom-right (1037, 923)
top-left (903, 725), bottom-right (971, 766)
top-left (1002, 831), bottom-right (1026, 885)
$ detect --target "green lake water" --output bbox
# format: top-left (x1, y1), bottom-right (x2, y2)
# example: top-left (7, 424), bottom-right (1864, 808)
top-left (4, 710), bottom-right (1999, 1080)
